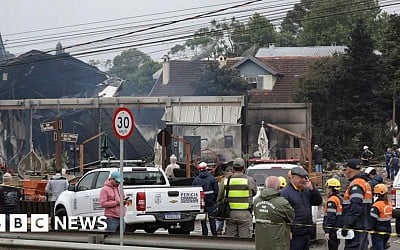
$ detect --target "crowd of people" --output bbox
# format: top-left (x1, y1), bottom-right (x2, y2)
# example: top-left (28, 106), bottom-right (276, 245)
top-left (0, 145), bottom-right (396, 248)
top-left (190, 144), bottom-right (395, 250)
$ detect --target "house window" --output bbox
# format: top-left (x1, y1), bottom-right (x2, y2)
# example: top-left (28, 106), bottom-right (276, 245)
top-left (224, 135), bottom-right (233, 148)
top-left (256, 76), bottom-right (264, 89)
top-left (244, 76), bottom-right (264, 89)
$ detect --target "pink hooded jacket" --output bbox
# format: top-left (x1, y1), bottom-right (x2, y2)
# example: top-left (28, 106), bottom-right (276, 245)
top-left (100, 179), bottom-right (126, 218)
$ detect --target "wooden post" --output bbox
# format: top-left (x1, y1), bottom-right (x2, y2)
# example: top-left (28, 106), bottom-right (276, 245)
top-left (186, 143), bottom-right (191, 178)
top-left (79, 144), bottom-right (84, 175)
top-left (55, 117), bottom-right (62, 172)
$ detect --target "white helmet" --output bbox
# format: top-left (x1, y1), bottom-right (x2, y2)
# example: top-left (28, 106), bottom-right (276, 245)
top-left (363, 146), bottom-right (369, 150)
top-left (198, 162), bottom-right (208, 170)
top-left (365, 167), bottom-right (376, 175)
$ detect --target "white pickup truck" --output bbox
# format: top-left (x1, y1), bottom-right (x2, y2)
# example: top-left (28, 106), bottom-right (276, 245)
top-left (55, 161), bottom-right (205, 234)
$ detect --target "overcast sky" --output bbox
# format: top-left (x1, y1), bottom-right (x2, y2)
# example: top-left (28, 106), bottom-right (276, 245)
top-left (1, 0), bottom-right (399, 65)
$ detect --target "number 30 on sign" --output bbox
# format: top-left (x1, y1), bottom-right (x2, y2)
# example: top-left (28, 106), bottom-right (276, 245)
top-left (112, 107), bottom-right (135, 140)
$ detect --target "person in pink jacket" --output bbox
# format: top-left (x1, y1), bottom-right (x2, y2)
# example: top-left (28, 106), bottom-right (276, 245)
top-left (100, 171), bottom-right (127, 232)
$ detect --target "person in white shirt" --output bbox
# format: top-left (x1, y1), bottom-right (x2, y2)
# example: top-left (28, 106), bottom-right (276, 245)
top-left (165, 154), bottom-right (180, 178)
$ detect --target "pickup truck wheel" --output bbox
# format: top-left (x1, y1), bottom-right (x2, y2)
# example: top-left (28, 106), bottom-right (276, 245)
top-left (54, 207), bottom-right (67, 230)
top-left (144, 228), bottom-right (157, 233)
top-left (125, 224), bottom-right (136, 233)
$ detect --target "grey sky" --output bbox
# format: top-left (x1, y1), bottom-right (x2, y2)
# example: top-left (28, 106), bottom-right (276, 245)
top-left (0, 0), bottom-right (258, 63)
top-left (1, 0), bottom-right (399, 64)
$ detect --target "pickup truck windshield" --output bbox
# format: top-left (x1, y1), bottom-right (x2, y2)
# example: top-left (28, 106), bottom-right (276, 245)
top-left (123, 171), bottom-right (166, 185)
top-left (246, 168), bottom-right (290, 186)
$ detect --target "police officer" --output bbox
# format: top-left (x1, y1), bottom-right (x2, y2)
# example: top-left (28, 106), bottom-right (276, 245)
top-left (217, 157), bottom-right (257, 238)
top-left (192, 161), bottom-right (219, 236)
top-left (280, 166), bottom-right (322, 250)
top-left (341, 159), bottom-right (372, 250)
top-left (323, 178), bottom-right (343, 250)
top-left (370, 184), bottom-right (393, 250)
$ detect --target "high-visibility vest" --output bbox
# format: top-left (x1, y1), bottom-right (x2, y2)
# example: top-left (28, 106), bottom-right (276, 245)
top-left (343, 178), bottom-right (372, 205)
top-left (372, 200), bottom-right (393, 222)
top-left (224, 177), bottom-right (250, 210)
top-left (324, 195), bottom-right (342, 216)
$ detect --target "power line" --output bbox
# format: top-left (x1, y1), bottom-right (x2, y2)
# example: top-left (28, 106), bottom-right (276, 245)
top-left (2, 0), bottom-right (398, 69)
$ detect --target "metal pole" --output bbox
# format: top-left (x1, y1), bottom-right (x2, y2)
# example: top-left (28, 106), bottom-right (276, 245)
top-left (98, 108), bottom-right (102, 161)
top-left (119, 139), bottom-right (124, 246)
top-left (73, 145), bottom-right (77, 176)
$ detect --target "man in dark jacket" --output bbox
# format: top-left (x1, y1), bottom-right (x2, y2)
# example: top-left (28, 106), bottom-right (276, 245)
top-left (254, 176), bottom-right (294, 250)
top-left (193, 161), bottom-right (219, 236)
top-left (342, 159), bottom-right (372, 250)
top-left (280, 166), bottom-right (323, 250)
top-left (313, 145), bottom-right (323, 173)
top-left (0, 173), bottom-right (22, 230)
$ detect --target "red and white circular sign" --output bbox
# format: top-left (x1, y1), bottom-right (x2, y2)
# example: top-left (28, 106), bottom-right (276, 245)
top-left (113, 107), bottom-right (134, 140)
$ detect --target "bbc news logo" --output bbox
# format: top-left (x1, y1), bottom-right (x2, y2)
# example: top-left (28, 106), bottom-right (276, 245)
top-left (0, 214), bottom-right (107, 232)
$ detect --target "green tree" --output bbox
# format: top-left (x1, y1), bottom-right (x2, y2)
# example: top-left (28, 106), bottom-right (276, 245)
top-left (170, 13), bottom-right (278, 58)
top-left (109, 48), bottom-right (160, 95)
top-left (280, 0), bottom-right (312, 37)
top-left (298, 0), bottom-right (380, 46)
top-left (381, 14), bottom-right (400, 139)
top-left (294, 19), bottom-right (389, 160)
top-left (195, 62), bottom-right (248, 96)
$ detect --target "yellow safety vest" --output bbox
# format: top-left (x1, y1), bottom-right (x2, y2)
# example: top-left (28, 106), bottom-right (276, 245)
top-left (224, 177), bottom-right (251, 210)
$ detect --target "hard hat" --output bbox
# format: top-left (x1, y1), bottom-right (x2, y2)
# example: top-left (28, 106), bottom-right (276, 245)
top-left (363, 146), bottom-right (369, 150)
top-left (325, 178), bottom-right (341, 191)
top-left (197, 162), bottom-right (208, 170)
top-left (278, 176), bottom-right (287, 188)
top-left (365, 167), bottom-right (376, 175)
top-left (373, 184), bottom-right (388, 195)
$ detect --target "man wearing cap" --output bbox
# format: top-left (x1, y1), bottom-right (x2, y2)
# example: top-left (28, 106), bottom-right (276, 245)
top-left (280, 166), bottom-right (323, 250)
top-left (217, 157), bottom-right (257, 238)
top-left (341, 159), bottom-right (372, 250)
top-left (100, 171), bottom-right (127, 232)
top-left (193, 162), bottom-right (219, 236)
top-left (0, 173), bottom-right (21, 230)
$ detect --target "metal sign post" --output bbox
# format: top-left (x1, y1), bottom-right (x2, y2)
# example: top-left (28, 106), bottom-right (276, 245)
top-left (112, 107), bottom-right (134, 246)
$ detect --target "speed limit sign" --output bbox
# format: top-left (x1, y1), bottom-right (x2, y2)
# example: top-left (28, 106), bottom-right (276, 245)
top-left (113, 107), bottom-right (135, 140)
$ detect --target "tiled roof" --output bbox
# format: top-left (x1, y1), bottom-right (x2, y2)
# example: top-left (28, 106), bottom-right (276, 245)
top-left (149, 60), bottom-right (214, 96)
top-left (248, 57), bottom-right (321, 103)
top-left (149, 56), bottom-right (322, 103)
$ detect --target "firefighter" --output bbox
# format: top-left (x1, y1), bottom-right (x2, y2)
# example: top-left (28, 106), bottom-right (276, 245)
top-left (278, 176), bottom-right (287, 190)
top-left (341, 159), bottom-right (372, 250)
top-left (370, 184), bottom-right (393, 250)
top-left (323, 178), bottom-right (343, 250)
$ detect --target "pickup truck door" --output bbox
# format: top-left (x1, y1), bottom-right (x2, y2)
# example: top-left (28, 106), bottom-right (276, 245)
top-left (74, 172), bottom-right (100, 216)
top-left (72, 171), bottom-right (110, 216)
